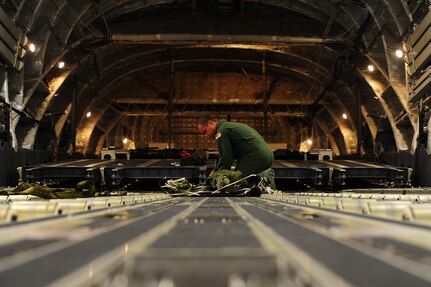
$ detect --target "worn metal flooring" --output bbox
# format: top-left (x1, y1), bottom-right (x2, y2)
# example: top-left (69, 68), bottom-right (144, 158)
top-left (1, 194), bottom-right (431, 287)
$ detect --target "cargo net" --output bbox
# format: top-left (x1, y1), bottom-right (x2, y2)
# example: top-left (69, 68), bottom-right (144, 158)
top-left (160, 169), bottom-right (279, 197)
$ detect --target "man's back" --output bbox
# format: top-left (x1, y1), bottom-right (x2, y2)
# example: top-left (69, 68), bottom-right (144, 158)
top-left (215, 120), bottom-right (274, 176)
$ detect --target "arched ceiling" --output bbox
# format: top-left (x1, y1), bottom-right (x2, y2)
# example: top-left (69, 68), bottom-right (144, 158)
top-left (1, 0), bottom-right (423, 156)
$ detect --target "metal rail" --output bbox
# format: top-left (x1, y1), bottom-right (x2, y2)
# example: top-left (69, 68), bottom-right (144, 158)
top-left (1, 195), bottom-right (431, 286)
top-left (21, 159), bottom-right (409, 188)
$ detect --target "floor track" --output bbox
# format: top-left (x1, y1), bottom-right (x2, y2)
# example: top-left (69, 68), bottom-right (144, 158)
top-left (1, 195), bottom-right (431, 286)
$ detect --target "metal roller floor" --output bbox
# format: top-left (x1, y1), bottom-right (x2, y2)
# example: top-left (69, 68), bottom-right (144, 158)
top-left (1, 194), bottom-right (431, 287)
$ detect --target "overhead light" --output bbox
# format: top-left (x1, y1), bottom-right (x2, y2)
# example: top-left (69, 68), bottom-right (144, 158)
top-left (28, 43), bottom-right (36, 53)
top-left (342, 113), bottom-right (348, 119)
top-left (307, 139), bottom-right (313, 145)
top-left (367, 65), bottom-right (374, 72)
top-left (123, 137), bottom-right (128, 144)
top-left (395, 49), bottom-right (404, 58)
top-left (58, 61), bottom-right (65, 69)
top-left (86, 111), bottom-right (91, 118)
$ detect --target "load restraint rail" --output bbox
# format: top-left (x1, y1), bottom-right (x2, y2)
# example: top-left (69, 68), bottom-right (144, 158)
top-left (21, 159), bottom-right (409, 188)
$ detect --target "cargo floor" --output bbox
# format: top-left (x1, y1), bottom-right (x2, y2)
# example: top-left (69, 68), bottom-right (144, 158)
top-left (1, 194), bottom-right (431, 287)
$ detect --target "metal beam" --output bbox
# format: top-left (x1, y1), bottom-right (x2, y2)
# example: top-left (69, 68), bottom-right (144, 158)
top-left (110, 103), bottom-right (318, 117)
top-left (71, 75), bottom-right (78, 157)
top-left (262, 57), bottom-right (268, 137)
top-left (168, 50), bottom-right (175, 149)
top-left (111, 33), bottom-right (346, 45)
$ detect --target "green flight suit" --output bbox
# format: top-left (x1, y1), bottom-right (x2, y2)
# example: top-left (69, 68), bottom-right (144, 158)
top-left (214, 120), bottom-right (274, 176)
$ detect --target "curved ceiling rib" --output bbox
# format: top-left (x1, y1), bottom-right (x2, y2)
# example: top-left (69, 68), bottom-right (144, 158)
top-left (1, 0), bottom-right (414, 156)
top-left (73, 57), bottom-right (335, 153)
top-left (40, 44), bottom-right (342, 153)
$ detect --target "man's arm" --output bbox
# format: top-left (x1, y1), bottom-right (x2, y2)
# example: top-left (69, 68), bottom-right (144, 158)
top-left (215, 132), bottom-right (234, 171)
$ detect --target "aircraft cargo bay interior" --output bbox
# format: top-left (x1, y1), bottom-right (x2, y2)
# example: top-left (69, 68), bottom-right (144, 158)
top-left (1, 1), bottom-right (431, 286)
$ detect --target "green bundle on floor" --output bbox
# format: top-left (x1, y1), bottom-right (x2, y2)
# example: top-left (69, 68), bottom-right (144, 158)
top-left (160, 169), bottom-right (278, 197)
top-left (3, 180), bottom-right (99, 199)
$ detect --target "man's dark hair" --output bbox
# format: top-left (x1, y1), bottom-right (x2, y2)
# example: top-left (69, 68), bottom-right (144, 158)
top-left (197, 116), bottom-right (217, 126)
